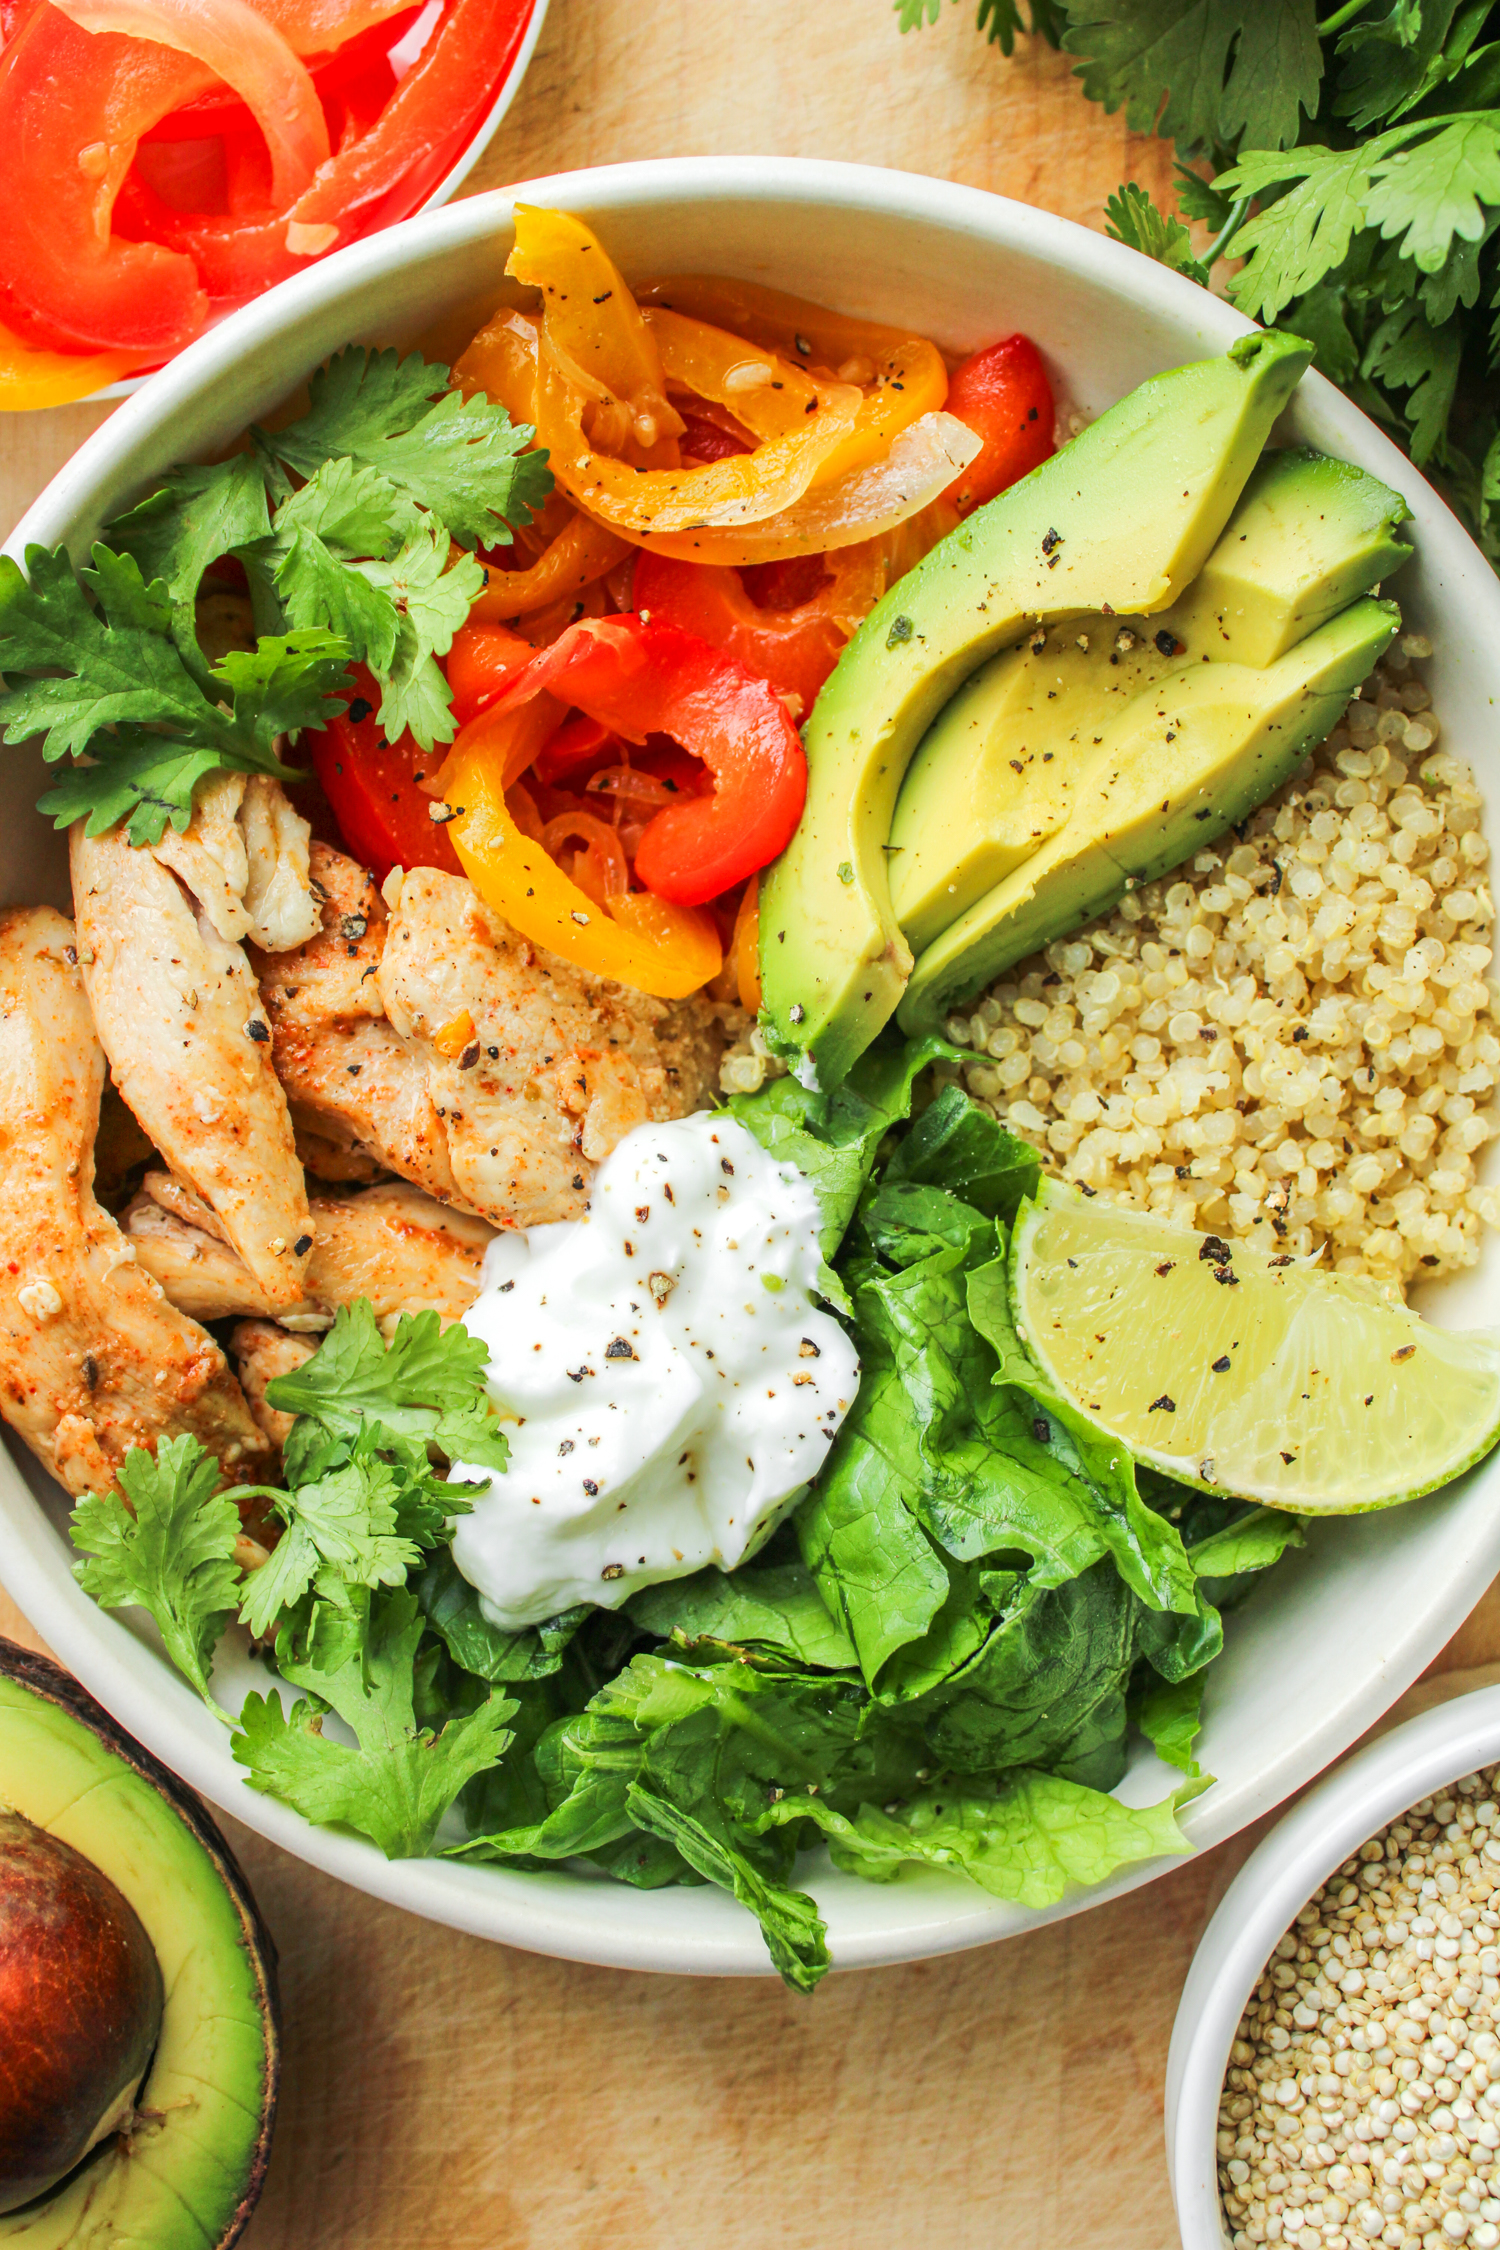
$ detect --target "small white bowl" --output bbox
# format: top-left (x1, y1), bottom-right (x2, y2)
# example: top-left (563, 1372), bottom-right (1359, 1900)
top-left (1168, 1678), bottom-right (1500, 2248)
top-left (6, 158), bottom-right (1500, 1977)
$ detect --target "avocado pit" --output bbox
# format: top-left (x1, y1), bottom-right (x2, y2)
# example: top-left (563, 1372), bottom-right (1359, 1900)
top-left (0, 1809), bottom-right (163, 2214)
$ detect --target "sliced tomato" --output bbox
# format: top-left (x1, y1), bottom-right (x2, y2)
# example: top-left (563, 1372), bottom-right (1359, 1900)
top-left (305, 673), bottom-right (461, 883)
top-left (942, 334), bottom-right (1056, 515)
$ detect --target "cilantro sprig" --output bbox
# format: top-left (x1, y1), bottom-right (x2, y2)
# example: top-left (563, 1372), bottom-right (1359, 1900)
top-left (892, 0), bottom-right (1500, 567)
top-left (0, 346), bottom-right (551, 846)
top-left (68, 1302), bottom-right (514, 1855)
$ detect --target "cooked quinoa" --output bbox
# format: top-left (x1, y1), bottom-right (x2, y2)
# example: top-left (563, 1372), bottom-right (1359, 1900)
top-left (938, 636), bottom-right (1500, 1290)
top-left (1220, 1767), bottom-right (1500, 2250)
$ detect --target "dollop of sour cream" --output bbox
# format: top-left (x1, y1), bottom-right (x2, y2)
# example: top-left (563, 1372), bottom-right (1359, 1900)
top-left (449, 1113), bottom-right (861, 1629)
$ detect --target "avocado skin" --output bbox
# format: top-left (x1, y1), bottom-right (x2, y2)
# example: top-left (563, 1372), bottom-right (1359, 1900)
top-left (898, 596), bottom-right (1399, 1036)
top-left (0, 1641), bottom-right (278, 2250)
top-left (887, 447), bottom-right (1412, 952)
top-left (759, 330), bottom-right (1314, 1088)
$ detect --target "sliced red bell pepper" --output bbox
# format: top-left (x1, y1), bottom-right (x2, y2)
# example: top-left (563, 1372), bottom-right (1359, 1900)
top-left (633, 551), bottom-right (844, 717)
top-left (305, 672), bottom-right (461, 883)
top-left (287, 0), bottom-right (536, 251)
top-left (943, 335), bottom-right (1056, 515)
top-left (0, 4), bottom-right (211, 353)
top-left (460, 615), bottom-right (807, 909)
top-left (446, 621), bottom-right (542, 728)
top-left (121, 0), bottom-right (534, 304)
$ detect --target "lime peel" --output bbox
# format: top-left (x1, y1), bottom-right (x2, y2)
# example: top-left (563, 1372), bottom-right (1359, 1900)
top-left (1009, 1178), bottom-right (1500, 1515)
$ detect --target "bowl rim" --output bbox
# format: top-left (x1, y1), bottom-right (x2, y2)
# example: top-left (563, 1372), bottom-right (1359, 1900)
top-left (9, 153), bottom-right (1500, 1980)
top-left (1166, 1681), bottom-right (1500, 2249)
top-left (90, 0), bottom-right (551, 401)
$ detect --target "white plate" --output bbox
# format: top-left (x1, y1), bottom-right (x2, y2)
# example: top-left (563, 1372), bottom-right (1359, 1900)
top-left (5, 158), bottom-right (1500, 1977)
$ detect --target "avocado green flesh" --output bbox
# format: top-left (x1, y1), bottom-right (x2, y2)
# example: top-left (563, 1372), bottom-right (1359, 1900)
top-left (758, 329), bottom-right (1314, 1087)
top-left (897, 596), bottom-right (1399, 1036)
top-left (1168, 445), bottom-right (1411, 670)
top-left (887, 446), bottom-right (1411, 953)
top-left (0, 1677), bottom-right (274, 2249)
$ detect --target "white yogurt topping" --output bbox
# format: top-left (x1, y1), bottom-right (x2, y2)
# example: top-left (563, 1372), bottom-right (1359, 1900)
top-left (449, 1112), bottom-right (861, 1629)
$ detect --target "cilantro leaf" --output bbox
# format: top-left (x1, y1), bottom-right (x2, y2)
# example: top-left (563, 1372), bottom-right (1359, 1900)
top-left (236, 1444), bottom-right (424, 1642)
top-left (266, 1300), bottom-right (512, 1474)
top-left (1104, 181), bottom-right (1210, 284)
top-left (0, 544), bottom-right (226, 762)
top-left (2, 545), bottom-right (347, 844)
top-left (1362, 297), bottom-right (1463, 463)
top-left (233, 1587), bottom-right (514, 1857)
top-left (1364, 116), bottom-right (1500, 273)
top-left (1172, 160), bottom-right (1238, 230)
top-left (70, 1436), bottom-right (243, 1709)
top-left (1062, 0), bottom-right (1322, 156)
top-left (894, 0), bottom-right (1064, 51)
top-left (211, 627), bottom-right (354, 752)
top-left (36, 735), bottom-right (267, 847)
top-left (260, 345), bottom-right (551, 549)
top-left (107, 455), bottom-right (271, 679)
top-left (1216, 141), bottom-right (1381, 319)
top-left (352, 532), bottom-right (486, 751)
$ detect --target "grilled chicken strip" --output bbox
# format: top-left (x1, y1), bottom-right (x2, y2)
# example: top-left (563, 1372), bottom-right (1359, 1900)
top-left (231, 1320), bottom-right (314, 1452)
top-left (0, 907), bottom-right (272, 1497)
top-left (152, 773), bottom-right (322, 953)
top-left (377, 866), bottom-right (725, 1226)
top-left (71, 821), bottom-right (312, 1307)
top-left (258, 848), bottom-right (725, 1228)
top-left (252, 844), bottom-right (462, 1205)
top-left (122, 1176), bottom-right (492, 1326)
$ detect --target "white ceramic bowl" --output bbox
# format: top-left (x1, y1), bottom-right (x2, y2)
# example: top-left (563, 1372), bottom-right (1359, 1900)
top-left (6, 157), bottom-right (1500, 1978)
top-left (1168, 1680), bottom-right (1500, 2248)
top-left (95, 0), bottom-right (551, 397)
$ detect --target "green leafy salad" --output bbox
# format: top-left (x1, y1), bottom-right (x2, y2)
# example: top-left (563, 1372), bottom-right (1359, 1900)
top-left (71, 1045), bottom-right (1305, 1991)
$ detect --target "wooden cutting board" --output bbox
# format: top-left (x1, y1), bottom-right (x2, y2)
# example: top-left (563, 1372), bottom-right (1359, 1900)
top-left (4, 6), bottom-right (1495, 2243)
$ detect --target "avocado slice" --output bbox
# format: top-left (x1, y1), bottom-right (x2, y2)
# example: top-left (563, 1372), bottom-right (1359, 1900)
top-left (0, 1641), bottom-right (277, 2248)
top-left (897, 596), bottom-right (1399, 1036)
top-left (758, 329), bottom-right (1313, 1086)
top-left (1168, 445), bottom-right (1412, 668)
top-left (886, 447), bottom-right (1411, 953)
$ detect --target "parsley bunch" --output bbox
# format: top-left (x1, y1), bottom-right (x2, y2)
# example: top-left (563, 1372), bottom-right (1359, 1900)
top-left (70, 1302), bottom-right (516, 1859)
top-left (0, 347), bottom-right (552, 847)
top-left (895, 0), bottom-right (1500, 566)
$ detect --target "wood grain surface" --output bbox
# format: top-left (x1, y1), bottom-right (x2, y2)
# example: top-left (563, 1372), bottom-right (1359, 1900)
top-left (0, 7), bottom-right (1485, 2246)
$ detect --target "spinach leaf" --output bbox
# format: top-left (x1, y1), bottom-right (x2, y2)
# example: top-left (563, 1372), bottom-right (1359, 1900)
top-left (627, 1557), bottom-right (859, 1669)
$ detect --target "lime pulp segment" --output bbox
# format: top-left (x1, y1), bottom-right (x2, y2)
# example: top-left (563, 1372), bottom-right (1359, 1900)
top-left (1009, 1180), bottom-right (1500, 1514)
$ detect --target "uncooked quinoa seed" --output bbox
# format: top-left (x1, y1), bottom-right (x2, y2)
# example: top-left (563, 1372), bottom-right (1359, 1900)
top-left (938, 639), bottom-right (1500, 1291)
top-left (1220, 1765), bottom-right (1500, 2249)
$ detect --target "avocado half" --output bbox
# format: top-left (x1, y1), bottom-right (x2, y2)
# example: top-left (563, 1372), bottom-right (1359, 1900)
top-left (0, 1640), bottom-right (278, 2248)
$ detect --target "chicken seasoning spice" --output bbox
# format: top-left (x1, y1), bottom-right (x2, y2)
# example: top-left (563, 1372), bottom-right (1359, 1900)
top-left (1220, 1767), bottom-right (1500, 2249)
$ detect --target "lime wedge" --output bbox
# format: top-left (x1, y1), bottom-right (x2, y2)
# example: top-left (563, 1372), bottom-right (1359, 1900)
top-left (1009, 1179), bottom-right (1500, 1513)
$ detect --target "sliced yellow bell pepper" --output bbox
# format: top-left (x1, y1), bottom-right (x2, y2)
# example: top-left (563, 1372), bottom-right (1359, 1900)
top-left (468, 511), bottom-right (632, 622)
top-left (507, 204), bottom-right (680, 463)
top-left (638, 273), bottom-right (949, 485)
top-left (0, 322), bottom-right (147, 411)
top-left (445, 737), bottom-right (722, 999)
top-left (498, 211), bottom-right (862, 541)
